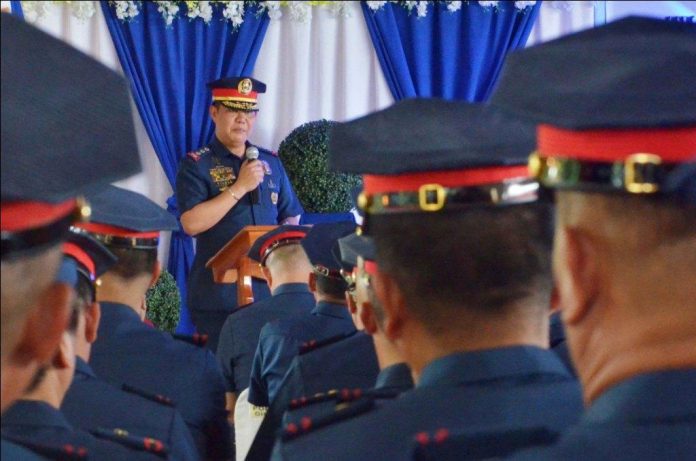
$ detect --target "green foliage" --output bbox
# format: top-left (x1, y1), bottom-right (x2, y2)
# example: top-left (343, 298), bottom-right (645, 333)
top-left (278, 119), bottom-right (362, 213)
top-left (145, 270), bottom-right (181, 333)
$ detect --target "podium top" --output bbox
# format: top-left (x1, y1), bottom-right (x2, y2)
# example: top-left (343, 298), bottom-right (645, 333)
top-left (206, 225), bottom-right (277, 273)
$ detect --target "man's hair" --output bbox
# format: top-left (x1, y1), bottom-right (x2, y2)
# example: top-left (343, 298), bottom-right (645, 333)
top-left (370, 203), bottom-right (554, 334)
top-left (105, 247), bottom-right (158, 280)
top-left (315, 273), bottom-right (349, 300)
top-left (266, 243), bottom-right (310, 277)
top-left (67, 274), bottom-right (94, 334)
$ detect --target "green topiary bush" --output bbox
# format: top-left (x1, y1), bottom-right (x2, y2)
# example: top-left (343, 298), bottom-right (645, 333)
top-left (145, 269), bottom-right (180, 333)
top-left (278, 119), bottom-right (362, 213)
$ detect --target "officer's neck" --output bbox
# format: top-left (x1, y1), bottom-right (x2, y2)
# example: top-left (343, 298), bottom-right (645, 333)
top-left (96, 273), bottom-right (150, 321)
top-left (218, 137), bottom-right (246, 158)
top-left (22, 368), bottom-right (72, 410)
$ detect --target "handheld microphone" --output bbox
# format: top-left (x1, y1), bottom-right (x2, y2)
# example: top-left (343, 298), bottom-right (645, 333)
top-left (245, 146), bottom-right (260, 204)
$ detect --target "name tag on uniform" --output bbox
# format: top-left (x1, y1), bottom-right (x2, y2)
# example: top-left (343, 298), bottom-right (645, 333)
top-left (249, 404), bottom-right (268, 417)
top-left (209, 166), bottom-right (236, 191)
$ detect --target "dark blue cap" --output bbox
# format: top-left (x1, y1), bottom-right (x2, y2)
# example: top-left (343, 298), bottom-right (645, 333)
top-left (55, 257), bottom-right (78, 286)
top-left (76, 186), bottom-right (177, 250)
top-left (248, 225), bottom-right (310, 265)
top-left (491, 16), bottom-right (696, 129)
top-left (337, 233), bottom-right (376, 269)
top-left (1, 13), bottom-right (141, 204)
top-left (301, 221), bottom-right (357, 274)
top-left (329, 99), bottom-right (535, 175)
top-left (64, 230), bottom-right (118, 283)
top-left (663, 160), bottom-right (696, 205)
top-left (208, 76), bottom-right (266, 111)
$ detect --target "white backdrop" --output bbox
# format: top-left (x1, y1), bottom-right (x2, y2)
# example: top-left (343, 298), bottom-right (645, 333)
top-left (4, 0), bottom-right (608, 265)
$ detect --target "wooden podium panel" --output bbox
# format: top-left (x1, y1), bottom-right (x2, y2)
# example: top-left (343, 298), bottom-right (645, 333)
top-left (206, 225), bottom-right (277, 307)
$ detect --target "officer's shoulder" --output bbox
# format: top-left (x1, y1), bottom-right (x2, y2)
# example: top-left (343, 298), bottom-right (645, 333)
top-left (121, 383), bottom-right (176, 407)
top-left (288, 385), bottom-right (400, 412)
top-left (90, 428), bottom-right (169, 459)
top-left (2, 435), bottom-right (88, 460)
top-left (184, 145), bottom-right (211, 163)
top-left (299, 330), bottom-right (357, 355)
top-left (171, 332), bottom-right (209, 348)
top-left (256, 145), bottom-right (278, 158)
top-left (281, 397), bottom-right (377, 443)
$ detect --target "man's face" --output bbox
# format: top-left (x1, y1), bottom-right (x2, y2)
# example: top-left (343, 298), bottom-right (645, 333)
top-left (211, 104), bottom-right (256, 148)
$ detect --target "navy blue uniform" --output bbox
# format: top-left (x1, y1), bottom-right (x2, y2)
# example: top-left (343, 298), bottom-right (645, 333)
top-left (89, 302), bottom-right (231, 460)
top-left (216, 283), bottom-right (315, 395)
top-left (62, 358), bottom-right (199, 461)
top-left (247, 301), bottom-right (356, 407)
top-left (510, 369), bottom-right (696, 460)
top-left (549, 312), bottom-right (575, 375)
top-left (1, 401), bottom-right (161, 460)
top-left (272, 347), bottom-right (583, 461)
top-left (176, 138), bottom-right (303, 350)
top-left (0, 439), bottom-right (49, 461)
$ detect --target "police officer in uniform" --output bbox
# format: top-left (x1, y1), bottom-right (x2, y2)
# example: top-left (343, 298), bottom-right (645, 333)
top-left (272, 100), bottom-right (583, 461)
top-left (490, 16), bottom-right (696, 460)
top-left (1, 12), bottom-right (140, 459)
top-left (59, 231), bottom-right (200, 461)
top-left (176, 77), bottom-right (304, 351)
top-left (78, 186), bottom-right (232, 460)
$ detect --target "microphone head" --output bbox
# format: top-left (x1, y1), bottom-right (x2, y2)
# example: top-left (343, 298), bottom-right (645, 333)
top-left (245, 146), bottom-right (260, 160)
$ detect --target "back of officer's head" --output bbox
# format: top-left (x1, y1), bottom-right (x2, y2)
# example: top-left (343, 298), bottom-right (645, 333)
top-left (371, 203), bottom-right (554, 336)
top-left (265, 243), bottom-right (312, 282)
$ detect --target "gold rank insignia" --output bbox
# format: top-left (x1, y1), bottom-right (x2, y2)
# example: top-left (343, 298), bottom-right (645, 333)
top-left (271, 192), bottom-right (279, 205)
top-left (209, 165), bottom-right (236, 191)
top-left (238, 78), bottom-right (253, 95)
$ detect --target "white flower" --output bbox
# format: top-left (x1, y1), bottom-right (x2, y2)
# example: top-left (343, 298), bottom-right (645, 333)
top-left (222, 1), bottom-right (245, 28)
top-left (261, 0), bottom-right (283, 20)
top-left (478, 1), bottom-right (499, 7)
top-left (403, 1), bottom-right (417, 12)
top-left (326, 1), bottom-right (352, 19)
top-left (447, 1), bottom-right (462, 12)
top-left (288, 1), bottom-right (312, 23)
top-left (113, 1), bottom-right (140, 21)
top-left (514, 1), bottom-right (537, 9)
top-left (21, 1), bottom-right (52, 22)
top-left (69, 1), bottom-right (97, 21)
top-left (365, 1), bottom-right (388, 11)
top-left (187, 1), bottom-right (214, 23)
top-left (156, 1), bottom-right (180, 26)
top-left (416, 1), bottom-right (428, 17)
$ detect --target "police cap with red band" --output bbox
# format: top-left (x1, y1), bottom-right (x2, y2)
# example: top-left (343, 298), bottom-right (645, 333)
top-left (490, 16), bottom-right (696, 201)
top-left (300, 221), bottom-right (357, 277)
top-left (1, 14), bottom-right (141, 260)
top-left (207, 76), bottom-right (266, 111)
top-left (328, 99), bottom-right (539, 216)
top-left (75, 186), bottom-right (178, 250)
top-left (63, 230), bottom-right (118, 285)
top-left (248, 225), bottom-right (310, 266)
top-left (336, 233), bottom-right (376, 269)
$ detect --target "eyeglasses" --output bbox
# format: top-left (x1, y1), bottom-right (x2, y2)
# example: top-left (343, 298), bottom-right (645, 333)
top-left (224, 108), bottom-right (257, 120)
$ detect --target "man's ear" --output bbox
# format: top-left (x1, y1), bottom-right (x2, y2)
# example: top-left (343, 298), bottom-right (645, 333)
top-left (209, 104), bottom-right (218, 123)
top-left (358, 300), bottom-right (379, 336)
top-left (53, 331), bottom-right (75, 370)
top-left (371, 271), bottom-right (407, 342)
top-left (149, 261), bottom-right (161, 289)
top-left (12, 283), bottom-right (73, 366)
top-left (555, 226), bottom-right (600, 326)
top-left (84, 302), bottom-right (101, 344)
top-left (308, 272), bottom-right (317, 294)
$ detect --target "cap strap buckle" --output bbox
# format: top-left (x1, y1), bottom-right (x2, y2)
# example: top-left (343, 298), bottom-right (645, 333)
top-left (623, 153), bottom-right (662, 194)
top-left (418, 184), bottom-right (446, 212)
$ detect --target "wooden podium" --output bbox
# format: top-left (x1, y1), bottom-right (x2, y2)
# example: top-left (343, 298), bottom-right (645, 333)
top-left (206, 225), bottom-right (277, 307)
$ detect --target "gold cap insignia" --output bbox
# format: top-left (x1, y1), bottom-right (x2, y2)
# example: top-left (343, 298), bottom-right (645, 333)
top-left (238, 78), bottom-right (253, 95)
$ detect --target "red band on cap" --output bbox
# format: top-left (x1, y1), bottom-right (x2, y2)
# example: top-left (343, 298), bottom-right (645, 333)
top-left (259, 231), bottom-right (307, 259)
top-left (77, 222), bottom-right (160, 239)
top-left (363, 260), bottom-right (379, 275)
top-left (1, 199), bottom-right (76, 232)
top-left (63, 242), bottom-right (96, 280)
top-left (537, 125), bottom-right (696, 162)
top-left (363, 166), bottom-right (530, 194)
top-left (212, 88), bottom-right (258, 101)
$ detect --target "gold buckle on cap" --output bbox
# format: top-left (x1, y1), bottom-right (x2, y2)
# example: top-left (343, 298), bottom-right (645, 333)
top-left (418, 184), bottom-right (446, 211)
top-left (624, 153), bottom-right (662, 194)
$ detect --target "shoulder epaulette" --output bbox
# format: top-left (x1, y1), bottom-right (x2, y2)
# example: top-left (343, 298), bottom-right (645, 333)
top-left (281, 397), bottom-right (375, 442)
top-left (90, 428), bottom-right (169, 459)
top-left (2, 434), bottom-right (88, 460)
top-left (185, 146), bottom-right (210, 162)
top-left (172, 332), bottom-right (208, 347)
top-left (122, 383), bottom-right (175, 407)
top-left (288, 385), bottom-right (399, 411)
top-left (299, 330), bottom-right (357, 355)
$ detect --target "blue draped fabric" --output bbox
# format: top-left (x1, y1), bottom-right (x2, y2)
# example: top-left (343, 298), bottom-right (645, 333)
top-left (10, 1), bottom-right (24, 18)
top-left (101, 2), bottom-right (269, 333)
top-left (362, 1), bottom-right (540, 102)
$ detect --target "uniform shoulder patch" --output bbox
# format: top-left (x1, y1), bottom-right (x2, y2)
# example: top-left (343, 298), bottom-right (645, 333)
top-left (172, 333), bottom-right (208, 347)
top-left (122, 383), bottom-right (175, 407)
top-left (90, 428), bottom-right (169, 459)
top-left (299, 330), bottom-right (357, 355)
top-left (281, 397), bottom-right (375, 442)
top-left (2, 434), bottom-right (88, 460)
top-left (185, 146), bottom-right (210, 162)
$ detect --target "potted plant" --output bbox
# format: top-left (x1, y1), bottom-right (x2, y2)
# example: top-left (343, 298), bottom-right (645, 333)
top-left (145, 269), bottom-right (181, 333)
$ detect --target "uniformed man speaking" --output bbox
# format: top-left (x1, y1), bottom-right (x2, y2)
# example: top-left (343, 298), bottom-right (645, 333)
top-left (176, 77), bottom-right (303, 350)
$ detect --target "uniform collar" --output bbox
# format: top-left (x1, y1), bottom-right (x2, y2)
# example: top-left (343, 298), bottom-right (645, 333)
top-left (211, 136), bottom-right (251, 159)
top-left (98, 301), bottom-right (143, 323)
top-left (418, 346), bottom-right (571, 388)
top-left (271, 283), bottom-right (311, 297)
top-left (1, 400), bottom-right (73, 430)
top-left (74, 357), bottom-right (97, 379)
top-left (583, 369), bottom-right (696, 424)
top-left (375, 363), bottom-right (414, 391)
top-left (311, 301), bottom-right (351, 320)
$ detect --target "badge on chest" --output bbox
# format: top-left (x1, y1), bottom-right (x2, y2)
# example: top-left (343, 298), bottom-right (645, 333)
top-left (209, 165), bottom-right (236, 191)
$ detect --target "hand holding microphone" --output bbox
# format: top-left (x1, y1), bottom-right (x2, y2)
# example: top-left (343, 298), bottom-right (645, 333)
top-left (236, 146), bottom-right (264, 204)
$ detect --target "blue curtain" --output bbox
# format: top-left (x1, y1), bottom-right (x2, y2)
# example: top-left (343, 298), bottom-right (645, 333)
top-left (362, 1), bottom-right (540, 102)
top-left (10, 1), bottom-right (24, 18)
top-left (101, 2), bottom-right (269, 333)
